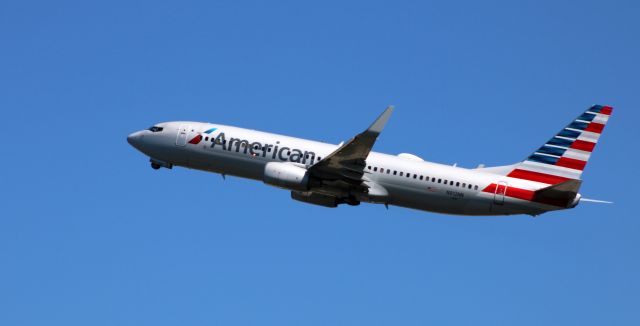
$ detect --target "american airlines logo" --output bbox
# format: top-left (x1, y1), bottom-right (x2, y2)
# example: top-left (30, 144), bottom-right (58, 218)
top-left (189, 128), bottom-right (318, 164)
top-left (187, 127), bottom-right (217, 145)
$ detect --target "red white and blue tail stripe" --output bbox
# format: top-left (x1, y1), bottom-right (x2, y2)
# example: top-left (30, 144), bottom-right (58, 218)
top-left (507, 104), bottom-right (613, 185)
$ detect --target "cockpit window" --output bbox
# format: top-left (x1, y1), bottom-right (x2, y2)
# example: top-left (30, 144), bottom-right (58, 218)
top-left (148, 126), bottom-right (164, 132)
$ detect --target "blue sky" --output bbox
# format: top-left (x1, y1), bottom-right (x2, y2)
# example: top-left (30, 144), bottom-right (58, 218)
top-left (1, 0), bottom-right (639, 325)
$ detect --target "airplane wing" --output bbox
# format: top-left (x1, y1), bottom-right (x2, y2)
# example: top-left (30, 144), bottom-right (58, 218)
top-left (308, 106), bottom-right (394, 189)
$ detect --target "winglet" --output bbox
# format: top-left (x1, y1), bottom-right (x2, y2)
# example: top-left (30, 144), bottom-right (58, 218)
top-left (367, 106), bottom-right (394, 134)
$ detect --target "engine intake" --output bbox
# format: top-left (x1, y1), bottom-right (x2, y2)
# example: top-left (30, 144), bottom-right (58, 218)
top-left (263, 162), bottom-right (310, 191)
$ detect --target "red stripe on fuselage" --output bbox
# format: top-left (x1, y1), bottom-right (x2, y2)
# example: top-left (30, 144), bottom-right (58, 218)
top-left (506, 187), bottom-right (535, 201)
top-left (482, 183), bottom-right (534, 201)
top-left (482, 183), bottom-right (568, 207)
top-left (507, 169), bottom-right (572, 184)
top-left (482, 183), bottom-right (497, 193)
top-left (556, 157), bottom-right (586, 170)
top-left (570, 140), bottom-right (596, 152)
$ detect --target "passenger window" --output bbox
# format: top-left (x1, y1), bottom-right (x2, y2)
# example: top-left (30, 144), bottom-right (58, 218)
top-left (413, 174), bottom-right (417, 179)
top-left (205, 137), bottom-right (209, 141)
top-left (400, 172), bottom-right (403, 176)
top-left (474, 185), bottom-right (478, 190)
top-left (419, 176), bottom-right (423, 180)
top-left (407, 173), bottom-right (411, 178)
top-left (387, 169), bottom-right (390, 174)
top-left (444, 180), bottom-right (448, 184)
top-left (368, 166), bottom-right (371, 170)
top-left (393, 171), bottom-right (397, 175)
top-left (438, 179), bottom-right (442, 183)
top-left (374, 167), bottom-right (378, 172)
top-left (456, 182), bottom-right (460, 187)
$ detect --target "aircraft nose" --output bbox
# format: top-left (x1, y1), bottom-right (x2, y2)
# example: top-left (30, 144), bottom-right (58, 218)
top-left (127, 131), bottom-right (145, 148)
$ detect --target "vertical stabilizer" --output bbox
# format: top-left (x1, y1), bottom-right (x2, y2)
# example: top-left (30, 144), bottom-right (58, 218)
top-left (506, 105), bottom-right (613, 185)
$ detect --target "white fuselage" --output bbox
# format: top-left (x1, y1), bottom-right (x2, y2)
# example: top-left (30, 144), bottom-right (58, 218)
top-left (128, 121), bottom-right (568, 216)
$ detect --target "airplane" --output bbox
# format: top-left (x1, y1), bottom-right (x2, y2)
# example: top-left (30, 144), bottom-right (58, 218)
top-left (127, 105), bottom-right (613, 216)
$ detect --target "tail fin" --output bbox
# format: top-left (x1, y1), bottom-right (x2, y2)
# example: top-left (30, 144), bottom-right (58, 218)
top-left (506, 104), bottom-right (613, 185)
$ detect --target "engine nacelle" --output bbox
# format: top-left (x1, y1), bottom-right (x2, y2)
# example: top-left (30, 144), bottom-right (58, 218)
top-left (291, 191), bottom-right (339, 208)
top-left (263, 162), bottom-right (310, 191)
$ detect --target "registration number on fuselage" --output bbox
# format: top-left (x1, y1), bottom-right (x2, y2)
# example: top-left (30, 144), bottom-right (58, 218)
top-left (446, 190), bottom-right (465, 199)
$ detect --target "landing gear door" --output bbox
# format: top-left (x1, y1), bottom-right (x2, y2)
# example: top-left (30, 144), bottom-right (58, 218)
top-left (494, 181), bottom-right (507, 205)
top-left (176, 124), bottom-right (189, 146)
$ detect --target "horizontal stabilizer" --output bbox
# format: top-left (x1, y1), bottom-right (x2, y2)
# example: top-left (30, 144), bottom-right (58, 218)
top-left (532, 179), bottom-right (582, 208)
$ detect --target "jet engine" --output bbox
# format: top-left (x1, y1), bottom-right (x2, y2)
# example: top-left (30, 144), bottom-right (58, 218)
top-left (263, 162), bottom-right (310, 191)
top-left (291, 191), bottom-right (339, 208)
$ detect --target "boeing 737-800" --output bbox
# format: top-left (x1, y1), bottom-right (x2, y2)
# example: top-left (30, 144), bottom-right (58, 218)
top-left (127, 105), bottom-right (612, 216)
